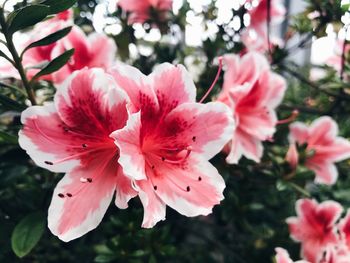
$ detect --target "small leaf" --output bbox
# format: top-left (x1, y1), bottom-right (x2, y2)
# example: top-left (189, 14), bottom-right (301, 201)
top-left (11, 212), bottom-right (46, 258)
top-left (0, 94), bottom-right (26, 111)
top-left (22, 27), bottom-right (72, 55)
top-left (40, 0), bottom-right (77, 15)
top-left (0, 131), bottom-right (18, 145)
top-left (8, 5), bottom-right (50, 34)
top-left (31, 49), bottom-right (74, 81)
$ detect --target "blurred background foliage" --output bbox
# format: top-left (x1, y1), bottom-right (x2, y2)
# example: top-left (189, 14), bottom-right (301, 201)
top-left (1, 0), bottom-right (350, 262)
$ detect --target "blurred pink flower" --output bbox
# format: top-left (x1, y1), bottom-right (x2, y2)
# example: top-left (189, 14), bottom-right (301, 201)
top-left (326, 40), bottom-right (350, 73)
top-left (286, 142), bottom-right (299, 169)
top-left (109, 62), bottom-right (235, 228)
top-left (287, 117), bottom-right (350, 184)
top-left (275, 248), bottom-right (309, 263)
top-left (0, 11), bottom-right (116, 84)
top-left (242, 0), bottom-right (286, 52)
top-left (18, 68), bottom-right (136, 242)
top-left (217, 52), bottom-right (286, 164)
top-left (0, 10), bottom-right (72, 80)
top-left (50, 27), bottom-right (117, 84)
top-left (287, 199), bottom-right (343, 263)
top-left (117, 0), bottom-right (172, 24)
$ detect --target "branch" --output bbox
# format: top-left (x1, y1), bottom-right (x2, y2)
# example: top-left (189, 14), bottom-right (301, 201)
top-left (0, 8), bottom-right (36, 105)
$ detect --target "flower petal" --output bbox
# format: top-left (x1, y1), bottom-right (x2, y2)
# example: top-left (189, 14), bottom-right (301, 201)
top-left (150, 63), bottom-right (196, 113)
top-left (289, 122), bottom-right (309, 144)
top-left (55, 68), bottom-right (129, 137)
top-left (136, 178), bottom-right (166, 228)
top-left (111, 112), bottom-right (147, 181)
top-left (115, 168), bottom-right (138, 209)
top-left (19, 103), bottom-right (80, 173)
top-left (306, 161), bottom-right (338, 185)
top-left (148, 155), bottom-right (225, 217)
top-left (48, 152), bottom-right (117, 242)
top-left (162, 102), bottom-right (235, 159)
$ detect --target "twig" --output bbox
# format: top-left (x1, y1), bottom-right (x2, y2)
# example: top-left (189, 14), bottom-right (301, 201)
top-left (266, 0), bottom-right (272, 58)
top-left (0, 8), bottom-right (36, 105)
top-left (280, 104), bottom-right (325, 115)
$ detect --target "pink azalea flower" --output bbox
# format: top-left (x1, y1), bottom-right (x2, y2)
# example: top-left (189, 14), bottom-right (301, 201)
top-left (242, 0), bottom-right (286, 52)
top-left (217, 52), bottom-right (286, 164)
top-left (117, 0), bottom-right (173, 24)
top-left (287, 117), bottom-right (350, 184)
top-left (0, 11), bottom-right (116, 84)
top-left (109, 62), bottom-right (235, 228)
top-left (18, 68), bottom-right (137, 241)
top-left (275, 248), bottom-right (310, 263)
top-left (50, 26), bottom-right (117, 84)
top-left (286, 199), bottom-right (343, 263)
top-left (0, 10), bottom-right (72, 80)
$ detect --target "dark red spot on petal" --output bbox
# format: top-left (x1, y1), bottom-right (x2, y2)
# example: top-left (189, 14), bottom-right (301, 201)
top-left (154, 185), bottom-right (158, 190)
top-left (45, 161), bottom-right (53, 165)
top-left (58, 193), bottom-right (65, 198)
top-left (198, 177), bottom-right (202, 181)
top-left (87, 178), bottom-right (93, 183)
top-left (66, 193), bottom-right (73, 197)
top-left (186, 186), bottom-right (190, 192)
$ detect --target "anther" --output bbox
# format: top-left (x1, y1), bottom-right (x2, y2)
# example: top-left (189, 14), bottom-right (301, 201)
top-left (154, 185), bottom-right (158, 191)
top-left (45, 161), bottom-right (53, 165)
top-left (198, 177), bottom-right (202, 181)
top-left (66, 193), bottom-right (73, 197)
top-left (186, 186), bottom-right (191, 192)
top-left (58, 193), bottom-right (65, 198)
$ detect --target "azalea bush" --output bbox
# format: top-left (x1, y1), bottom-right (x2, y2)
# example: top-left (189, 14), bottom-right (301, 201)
top-left (1, 0), bottom-right (350, 262)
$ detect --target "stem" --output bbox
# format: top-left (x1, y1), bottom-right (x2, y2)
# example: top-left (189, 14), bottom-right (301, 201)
top-left (266, 0), bottom-right (272, 57)
top-left (0, 8), bottom-right (36, 105)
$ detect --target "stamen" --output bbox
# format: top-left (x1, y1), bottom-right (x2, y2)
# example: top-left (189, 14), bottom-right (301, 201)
top-left (44, 147), bottom-right (106, 166)
top-left (277, 110), bottom-right (299, 125)
top-left (199, 57), bottom-right (223, 103)
top-left (58, 193), bottom-right (65, 198)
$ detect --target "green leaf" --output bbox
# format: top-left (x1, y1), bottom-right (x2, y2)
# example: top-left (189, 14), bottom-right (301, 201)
top-left (11, 212), bottom-right (45, 258)
top-left (0, 94), bottom-right (26, 111)
top-left (40, 0), bottom-right (76, 14)
top-left (31, 48), bottom-right (74, 81)
top-left (0, 131), bottom-right (18, 145)
top-left (22, 27), bottom-right (72, 56)
top-left (8, 5), bottom-right (50, 34)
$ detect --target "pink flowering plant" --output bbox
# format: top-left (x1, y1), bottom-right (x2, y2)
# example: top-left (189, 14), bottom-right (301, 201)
top-left (1, 0), bottom-right (350, 262)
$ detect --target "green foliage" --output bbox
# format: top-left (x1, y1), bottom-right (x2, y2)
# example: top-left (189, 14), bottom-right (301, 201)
top-left (21, 27), bottom-right (72, 56)
top-left (30, 49), bottom-right (75, 81)
top-left (7, 5), bottom-right (50, 34)
top-left (1, 0), bottom-right (350, 262)
top-left (11, 212), bottom-right (45, 258)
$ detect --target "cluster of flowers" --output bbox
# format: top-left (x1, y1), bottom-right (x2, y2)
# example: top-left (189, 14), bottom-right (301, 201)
top-left (2, 0), bottom-right (350, 254)
top-left (275, 199), bottom-right (350, 263)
